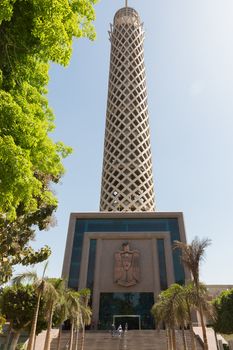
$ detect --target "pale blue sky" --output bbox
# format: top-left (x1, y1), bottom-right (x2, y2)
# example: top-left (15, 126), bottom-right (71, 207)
top-left (28, 0), bottom-right (233, 284)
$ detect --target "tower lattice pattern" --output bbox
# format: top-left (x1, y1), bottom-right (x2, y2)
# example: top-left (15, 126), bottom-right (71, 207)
top-left (100, 7), bottom-right (155, 212)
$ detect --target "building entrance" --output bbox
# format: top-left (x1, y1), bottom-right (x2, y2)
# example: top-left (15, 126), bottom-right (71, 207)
top-left (113, 315), bottom-right (141, 330)
top-left (99, 292), bottom-right (155, 330)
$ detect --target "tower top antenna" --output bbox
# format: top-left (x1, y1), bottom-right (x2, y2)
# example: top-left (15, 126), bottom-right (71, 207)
top-left (125, 0), bottom-right (128, 7)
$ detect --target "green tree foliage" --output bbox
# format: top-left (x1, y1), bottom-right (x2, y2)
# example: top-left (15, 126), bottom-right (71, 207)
top-left (0, 284), bottom-right (47, 349)
top-left (212, 288), bottom-right (233, 334)
top-left (0, 0), bottom-right (97, 284)
top-left (12, 263), bottom-right (52, 350)
top-left (0, 284), bottom-right (46, 333)
top-left (0, 314), bottom-right (6, 334)
top-left (0, 0), bottom-right (97, 219)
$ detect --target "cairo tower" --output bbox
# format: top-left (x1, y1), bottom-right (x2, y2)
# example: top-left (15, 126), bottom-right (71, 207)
top-left (63, 3), bottom-right (188, 330)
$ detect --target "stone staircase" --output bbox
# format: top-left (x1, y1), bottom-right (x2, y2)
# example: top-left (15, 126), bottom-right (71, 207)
top-left (48, 330), bottom-right (204, 350)
top-left (34, 329), bottom-right (59, 349)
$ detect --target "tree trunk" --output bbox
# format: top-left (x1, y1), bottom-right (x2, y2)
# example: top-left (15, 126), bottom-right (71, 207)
top-left (56, 324), bottom-right (62, 350)
top-left (3, 322), bottom-right (12, 350)
top-left (80, 321), bottom-right (85, 350)
top-left (171, 327), bottom-right (176, 350)
top-left (166, 327), bottom-right (171, 350)
top-left (33, 336), bottom-right (36, 350)
top-left (68, 321), bottom-right (74, 350)
top-left (9, 331), bottom-right (20, 350)
top-left (27, 291), bottom-right (42, 350)
top-left (74, 326), bottom-right (79, 350)
top-left (168, 327), bottom-right (172, 350)
top-left (44, 302), bottom-right (54, 350)
top-left (181, 326), bottom-right (187, 350)
top-left (80, 295), bottom-right (89, 350)
top-left (199, 306), bottom-right (208, 350)
top-left (187, 307), bottom-right (197, 350)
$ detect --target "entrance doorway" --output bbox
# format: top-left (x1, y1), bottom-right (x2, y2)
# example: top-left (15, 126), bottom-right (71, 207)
top-left (113, 315), bottom-right (141, 330)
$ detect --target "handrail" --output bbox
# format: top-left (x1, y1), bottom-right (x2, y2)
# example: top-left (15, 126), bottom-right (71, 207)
top-left (195, 334), bottom-right (205, 348)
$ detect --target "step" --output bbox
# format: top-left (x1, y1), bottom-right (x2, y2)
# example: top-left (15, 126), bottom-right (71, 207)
top-left (49, 330), bottom-right (204, 350)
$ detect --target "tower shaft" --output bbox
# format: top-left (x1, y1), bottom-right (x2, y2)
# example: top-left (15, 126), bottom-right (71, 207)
top-left (100, 7), bottom-right (155, 212)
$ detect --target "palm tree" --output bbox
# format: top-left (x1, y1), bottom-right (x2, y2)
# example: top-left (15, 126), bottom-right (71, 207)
top-left (152, 283), bottom-right (204, 350)
top-left (73, 314), bottom-right (82, 350)
top-left (152, 284), bottom-right (184, 350)
top-left (174, 296), bottom-right (188, 350)
top-left (66, 290), bottom-right (82, 350)
top-left (182, 283), bottom-right (198, 350)
top-left (79, 289), bottom-right (92, 350)
top-left (65, 289), bottom-right (92, 350)
top-left (152, 298), bottom-right (172, 350)
top-left (174, 237), bottom-right (211, 350)
top-left (54, 295), bottom-right (69, 350)
top-left (12, 262), bottom-right (49, 350)
top-left (43, 278), bottom-right (65, 350)
top-left (79, 302), bottom-right (92, 350)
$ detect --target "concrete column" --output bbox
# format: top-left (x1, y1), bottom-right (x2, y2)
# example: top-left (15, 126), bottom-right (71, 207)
top-left (152, 238), bottom-right (161, 297)
top-left (62, 214), bottom-right (76, 280)
top-left (92, 239), bottom-right (103, 329)
top-left (79, 235), bottom-right (90, 289)
top-left (152, 238), bottom-right (161, 329)
top-left (164, 235), bottom-right (175, 285)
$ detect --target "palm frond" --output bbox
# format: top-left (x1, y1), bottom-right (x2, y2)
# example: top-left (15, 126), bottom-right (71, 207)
top-left (42, 260), bottom-right (49, 279)
top-left (174, 237), bottom-right (211, 284)
top-left (12, 271), bottom-right (38, 286)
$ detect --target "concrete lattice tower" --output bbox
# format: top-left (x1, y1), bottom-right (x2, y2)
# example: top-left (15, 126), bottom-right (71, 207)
top-left (100, 6), bottom-right (155, 212)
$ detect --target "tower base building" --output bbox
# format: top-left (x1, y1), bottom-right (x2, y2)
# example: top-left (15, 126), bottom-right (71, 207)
top-left (62, 212), bottom-right (189, 330)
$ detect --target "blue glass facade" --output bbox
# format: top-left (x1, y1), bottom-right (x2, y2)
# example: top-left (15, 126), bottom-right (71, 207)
top-left (86, 239), bottom-right (97, 290)
top-left (68, 217), bottom-right (185, 289)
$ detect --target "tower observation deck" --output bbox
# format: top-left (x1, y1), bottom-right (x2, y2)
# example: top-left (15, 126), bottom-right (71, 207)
top-left (100, 6), bottom-right (155, 212)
